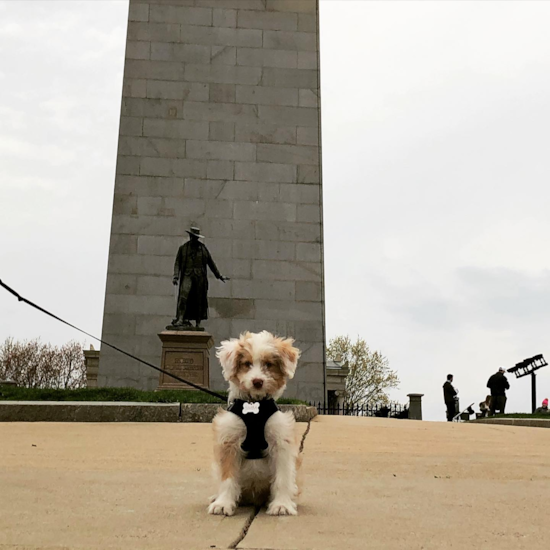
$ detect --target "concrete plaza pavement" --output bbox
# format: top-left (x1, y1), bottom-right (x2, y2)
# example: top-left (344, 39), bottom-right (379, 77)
top-left (1, 417), bottom-right (549, 550)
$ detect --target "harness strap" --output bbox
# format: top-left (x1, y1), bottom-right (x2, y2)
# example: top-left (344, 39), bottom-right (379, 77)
top-left (227, 399), bottom-right (279, 459)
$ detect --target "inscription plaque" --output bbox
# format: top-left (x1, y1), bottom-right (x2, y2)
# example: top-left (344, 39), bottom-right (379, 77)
top-left (157, 331), bottom-right (214, 391)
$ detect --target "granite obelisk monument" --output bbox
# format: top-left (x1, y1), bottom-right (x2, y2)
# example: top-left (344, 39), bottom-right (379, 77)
top-left (98, 0), bottom-right (326, 402)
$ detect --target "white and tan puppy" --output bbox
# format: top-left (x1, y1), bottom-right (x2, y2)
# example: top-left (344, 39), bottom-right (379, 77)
top-left (209, 331), bottom-right (302, 516)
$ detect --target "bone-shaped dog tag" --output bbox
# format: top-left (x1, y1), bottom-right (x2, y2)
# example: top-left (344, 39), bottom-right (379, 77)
top-left (243, 402), bottom-right (260, 415)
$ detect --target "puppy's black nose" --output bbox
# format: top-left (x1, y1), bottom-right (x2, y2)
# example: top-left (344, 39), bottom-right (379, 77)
top-left (252, 378), bottom-right (264, 389)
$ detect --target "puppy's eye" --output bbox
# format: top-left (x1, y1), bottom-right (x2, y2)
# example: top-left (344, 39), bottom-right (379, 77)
top-left (243, 361), bottom-right (252, 368)
top-left (264, 361), bottom-right (273, 368)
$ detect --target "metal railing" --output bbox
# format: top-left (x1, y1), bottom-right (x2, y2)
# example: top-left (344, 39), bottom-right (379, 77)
top-left (310, 401), bottom-right (408, 418)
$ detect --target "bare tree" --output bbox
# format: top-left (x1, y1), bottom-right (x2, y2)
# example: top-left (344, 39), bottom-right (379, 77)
top-left (57, 341), bottom-right (87, 389)
top-left (0, 338), bottom-right (86, 389)
top-left (327, 336), bottom-right (399, 407)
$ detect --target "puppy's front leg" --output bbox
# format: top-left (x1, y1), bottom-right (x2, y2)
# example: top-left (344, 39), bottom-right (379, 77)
top-left (209, 440), bottom-right (241, 516)
top-left (209, 412), bottom-right (242, 516)
top-left (266, 413), bottom-right (298, 516)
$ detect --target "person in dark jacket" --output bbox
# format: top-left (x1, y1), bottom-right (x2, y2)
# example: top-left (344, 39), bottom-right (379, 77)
top-left (443, 374), bottom-right (458, 422)
top-left (487, 367), bottom-right (510, 415)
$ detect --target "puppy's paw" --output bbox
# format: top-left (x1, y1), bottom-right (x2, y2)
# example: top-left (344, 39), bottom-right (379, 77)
top-left (266, 499), bottom-right (298, 516)
top-left (208, 494), bottom-right (217, 504)
top-left (208, 499), bottom-right (236, 516)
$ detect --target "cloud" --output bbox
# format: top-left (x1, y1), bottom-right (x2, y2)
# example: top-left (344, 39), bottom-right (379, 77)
top-left (0, 21), bottom-right (23, 37)
top-left (0, 105), bottom-right (26, 129)
top-left (363, 265), bottom-right (550, 336)
top-left (0, 135), bottom-right (76, 166)
top-left (457, 267), bottom-right (550, 325)
top-left (459, 220), bottom-right (550, 274)
top-left (80, 25), bottom-right (127, 62)
top-left (39, 96), bottom-right (84, 134)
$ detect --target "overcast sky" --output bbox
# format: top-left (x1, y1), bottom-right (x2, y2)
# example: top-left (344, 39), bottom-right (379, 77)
top-left (2, 1), bottom-right (550, 420)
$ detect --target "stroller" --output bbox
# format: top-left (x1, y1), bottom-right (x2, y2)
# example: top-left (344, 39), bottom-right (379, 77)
top-left (452, 400), bottom-right (475, 422)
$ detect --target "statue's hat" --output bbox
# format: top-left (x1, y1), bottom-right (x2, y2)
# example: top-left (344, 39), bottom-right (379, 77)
top-left (186, 226), bottom-right (205, 239)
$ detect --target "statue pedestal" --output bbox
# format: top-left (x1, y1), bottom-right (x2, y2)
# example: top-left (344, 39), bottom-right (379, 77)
top-left (157, 331), bottom-right (214, 391)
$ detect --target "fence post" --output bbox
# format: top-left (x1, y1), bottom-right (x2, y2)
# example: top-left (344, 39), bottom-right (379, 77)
top-left (407, 393), bottom-right (424, 420)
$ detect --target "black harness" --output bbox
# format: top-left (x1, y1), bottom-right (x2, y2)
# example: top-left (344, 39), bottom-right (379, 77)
top-left (227, 399), bottom-right (279, 459)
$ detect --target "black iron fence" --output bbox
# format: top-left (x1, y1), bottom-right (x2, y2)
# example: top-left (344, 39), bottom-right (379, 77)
top-left (310, 401), bottom-right (408, 418)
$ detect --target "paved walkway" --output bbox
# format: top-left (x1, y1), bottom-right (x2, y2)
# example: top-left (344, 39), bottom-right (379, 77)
top-left (1, 417), bottom-right (548, 549)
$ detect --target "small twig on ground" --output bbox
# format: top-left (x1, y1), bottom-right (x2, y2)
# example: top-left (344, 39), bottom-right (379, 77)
top-left (299, 419), bottom-right (312, 454)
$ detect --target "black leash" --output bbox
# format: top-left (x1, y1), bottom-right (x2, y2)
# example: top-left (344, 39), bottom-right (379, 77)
top-left (0, 279), bottom-right (227, 402)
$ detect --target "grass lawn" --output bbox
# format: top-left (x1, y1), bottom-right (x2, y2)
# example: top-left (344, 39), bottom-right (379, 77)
top-left (489, 413), bottom-right (550, 420)
top-left (0, 385), bottom-right (307, 405)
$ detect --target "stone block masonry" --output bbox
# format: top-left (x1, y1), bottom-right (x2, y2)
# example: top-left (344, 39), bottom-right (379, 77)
top-left (99, 0), bottom-right (325, 403)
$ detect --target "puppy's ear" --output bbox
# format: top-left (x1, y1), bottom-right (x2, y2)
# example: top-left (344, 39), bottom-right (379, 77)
top-left (277, 337), bottom-right (301, 380)
top-left (216, 338), bottom-right (241, 381)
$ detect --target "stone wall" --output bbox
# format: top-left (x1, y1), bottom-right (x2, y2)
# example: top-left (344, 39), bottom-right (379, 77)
top-left (98, 0), bottom-right (325, 402)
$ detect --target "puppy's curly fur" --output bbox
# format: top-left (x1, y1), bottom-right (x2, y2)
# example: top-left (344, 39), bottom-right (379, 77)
top-left (208, 331), bottom-right (302, 517)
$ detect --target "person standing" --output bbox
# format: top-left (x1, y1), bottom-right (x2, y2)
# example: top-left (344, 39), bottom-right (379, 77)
top-left (534, 398), bottom-right (549, 415)
top-left (487, 367), bottom-right (510, 415)
top-left (443, 374), bottom-right (458, 422)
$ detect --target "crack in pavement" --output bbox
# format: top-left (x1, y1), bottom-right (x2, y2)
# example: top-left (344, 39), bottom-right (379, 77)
top-left (229, 418), bottom-right (314, 549)
top-left (228, 506), bottom-right (261, 549)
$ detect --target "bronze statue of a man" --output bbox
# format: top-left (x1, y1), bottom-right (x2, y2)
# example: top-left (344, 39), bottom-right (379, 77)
top-left (170, 227), bottom-right (228, 330)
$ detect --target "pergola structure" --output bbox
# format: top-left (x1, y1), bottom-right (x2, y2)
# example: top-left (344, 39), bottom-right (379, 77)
top-left (507, 354), bottom-right (548, 413)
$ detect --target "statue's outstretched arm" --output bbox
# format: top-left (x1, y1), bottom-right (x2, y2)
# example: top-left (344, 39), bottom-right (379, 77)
top-left (206, 249), bottom-right (223, 280)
